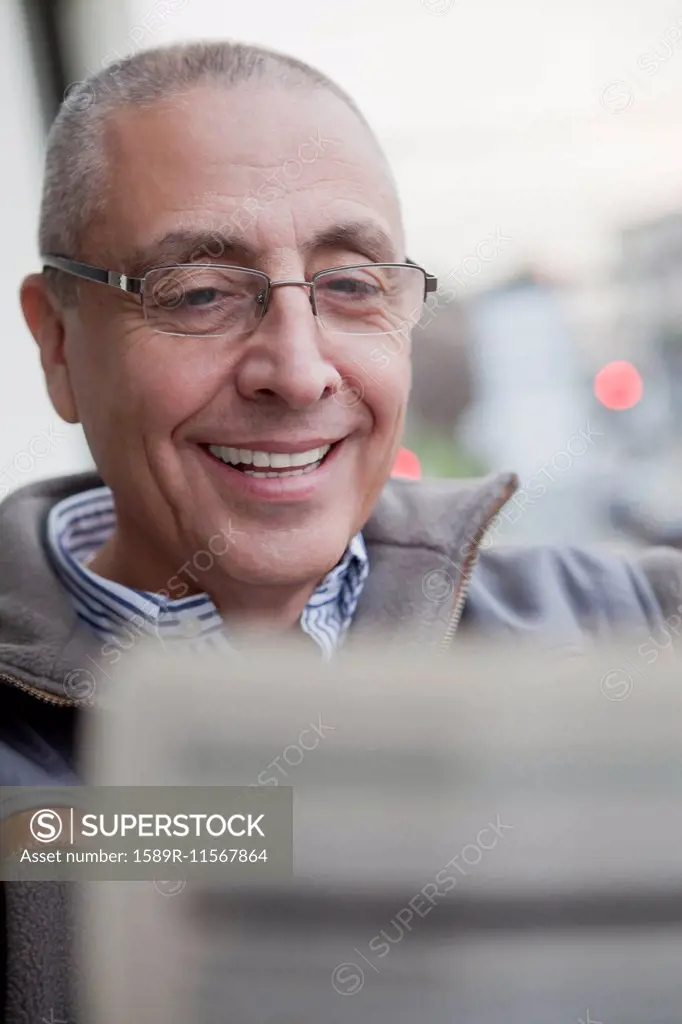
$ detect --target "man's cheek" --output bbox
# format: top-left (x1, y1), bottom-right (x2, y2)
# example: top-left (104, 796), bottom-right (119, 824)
top-left (169, 345), bottom-right (235, 395)
top-left (127, 353), bottom-right (206, 412)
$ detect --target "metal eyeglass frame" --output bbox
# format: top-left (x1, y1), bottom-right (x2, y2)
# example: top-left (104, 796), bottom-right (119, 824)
top-left (41, 254), bottom-right (438, 332)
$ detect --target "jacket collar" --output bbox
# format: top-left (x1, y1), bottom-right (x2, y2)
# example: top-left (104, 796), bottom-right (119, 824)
top-left (0, 469), bottom-right (518, 704)
top-left (347, 472), bottom-right (518, 649)
top-left (0, 471), bottom-right (106, 704)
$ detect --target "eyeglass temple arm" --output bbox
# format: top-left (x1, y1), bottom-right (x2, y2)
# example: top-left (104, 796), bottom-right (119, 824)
top-left (41, 255), bottom-right (143, 295)
top-left (406, 256), bottom-right (438, 296)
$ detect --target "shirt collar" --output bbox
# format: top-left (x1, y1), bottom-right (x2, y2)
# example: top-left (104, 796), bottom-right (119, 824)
top-left (46, 485), bottom-right (369, 659)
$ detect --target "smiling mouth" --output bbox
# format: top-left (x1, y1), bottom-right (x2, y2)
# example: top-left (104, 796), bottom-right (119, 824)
top-left (205, 442), bottom-right (338, 478)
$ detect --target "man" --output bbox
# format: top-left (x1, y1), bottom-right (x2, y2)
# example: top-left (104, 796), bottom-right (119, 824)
top-left (0, 39), bottom-right (681, 1022)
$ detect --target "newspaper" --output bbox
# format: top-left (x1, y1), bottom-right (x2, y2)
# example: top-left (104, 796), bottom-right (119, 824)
top-left (70, 635), bottom-right (682, 1023)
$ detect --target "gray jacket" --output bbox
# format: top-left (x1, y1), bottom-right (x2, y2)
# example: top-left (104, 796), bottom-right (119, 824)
top-left (1, 469), bottom-right (681, 1022)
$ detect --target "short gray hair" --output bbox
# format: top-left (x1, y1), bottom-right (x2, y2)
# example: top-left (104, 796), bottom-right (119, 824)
top-left (39, 40), bottom-right (376, 289)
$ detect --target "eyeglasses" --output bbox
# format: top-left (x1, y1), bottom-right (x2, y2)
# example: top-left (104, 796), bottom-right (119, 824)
top-left (41, 255), bottom-right (438, 339)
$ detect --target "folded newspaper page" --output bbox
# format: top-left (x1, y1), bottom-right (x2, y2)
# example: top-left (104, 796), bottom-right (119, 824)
top-left (17, 634), bottom-right (682, 1023)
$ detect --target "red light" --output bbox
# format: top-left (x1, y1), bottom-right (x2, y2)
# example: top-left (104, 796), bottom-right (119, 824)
top-left (391, 447), bottom-right (422, 480)
top-left (594, 361), bottom-right (643, 410)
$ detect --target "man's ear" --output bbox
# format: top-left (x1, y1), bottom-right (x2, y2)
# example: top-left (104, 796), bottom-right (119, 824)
top-left (20, 274), bottom-right (79, 424)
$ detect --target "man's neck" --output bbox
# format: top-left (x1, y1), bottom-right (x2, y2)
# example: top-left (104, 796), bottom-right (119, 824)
top-left (87, 532), bottom-right (320, 632)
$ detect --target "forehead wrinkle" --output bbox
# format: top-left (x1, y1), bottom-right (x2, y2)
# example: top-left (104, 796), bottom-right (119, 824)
top-left (114, 166), bottom-right (402, 275)
top-left (99, 116), bottom-right (402, 271)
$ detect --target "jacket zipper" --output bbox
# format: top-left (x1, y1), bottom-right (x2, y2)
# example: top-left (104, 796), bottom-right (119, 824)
top-left (0, 672), bottom-right (82, 707)
top-left (438, 479), bottom-right (518, 652)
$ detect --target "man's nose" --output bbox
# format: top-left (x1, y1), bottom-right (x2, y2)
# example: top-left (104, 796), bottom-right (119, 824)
top-left (234, 285), bottom-right (342, 409)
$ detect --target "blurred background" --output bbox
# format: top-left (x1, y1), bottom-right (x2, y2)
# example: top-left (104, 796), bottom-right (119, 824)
top-left (6, 0), bottom-right (682, 546)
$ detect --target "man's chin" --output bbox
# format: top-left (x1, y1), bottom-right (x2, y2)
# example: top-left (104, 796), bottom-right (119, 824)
top-left (206, 520), bottom-right (344, 580)
top-left (225, 548), bottom-right (346, 589)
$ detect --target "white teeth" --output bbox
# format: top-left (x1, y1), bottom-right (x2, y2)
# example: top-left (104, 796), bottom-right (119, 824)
top-left (208, 444), bottom-right (331, 470)
top-left (289, 448), bottom-right (328, 467)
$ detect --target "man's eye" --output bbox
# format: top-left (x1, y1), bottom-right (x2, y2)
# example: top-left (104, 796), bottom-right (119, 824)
top-left (184, 288), bottom-right (220, 307)
top-left (324, 277), bottom-right (380, 297)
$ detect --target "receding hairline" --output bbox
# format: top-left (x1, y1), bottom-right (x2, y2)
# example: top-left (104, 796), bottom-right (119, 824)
top-left (100, 75), bottom-right (390, 189)
top-left (39, 40), bottom-right (396, 276)
top-left (85, 80), bottom-right (399, 274)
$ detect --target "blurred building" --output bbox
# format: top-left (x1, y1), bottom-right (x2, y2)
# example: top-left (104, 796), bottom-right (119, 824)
top-left (617, 213), bottom-right (682, 442)
top-left (603, 213), bottom-right (682, 543)
top-left (459, 272), bottom-right (610, 544)
top-left (461, 272), bottom-right (586, 478)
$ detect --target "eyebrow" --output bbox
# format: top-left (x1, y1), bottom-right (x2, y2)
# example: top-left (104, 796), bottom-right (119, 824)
top-left (124, 231), bottom-right (258, 277)
top-left (124, 221), bottom-right (400, 277)
top-left (303, 222), bottom-right (399, 263)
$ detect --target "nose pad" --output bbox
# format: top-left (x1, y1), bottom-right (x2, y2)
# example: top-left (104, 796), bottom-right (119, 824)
top-left (251, 287), bottom-right (271, 331)
top-left (307, 287), bottom-right (318, 318)
top-left (255, 283), bottom-right (317, 318)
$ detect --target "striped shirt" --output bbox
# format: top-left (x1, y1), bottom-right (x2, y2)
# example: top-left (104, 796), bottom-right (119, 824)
top-left (46, 486), bottom-right (369, 660)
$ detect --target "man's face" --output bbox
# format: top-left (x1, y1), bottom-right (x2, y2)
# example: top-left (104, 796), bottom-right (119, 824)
top-left (40, 85), bottom-right (415, 596)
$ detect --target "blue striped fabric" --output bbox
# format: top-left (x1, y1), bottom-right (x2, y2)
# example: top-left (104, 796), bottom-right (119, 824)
top-left (46, 486), bottom-right (369, 660)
